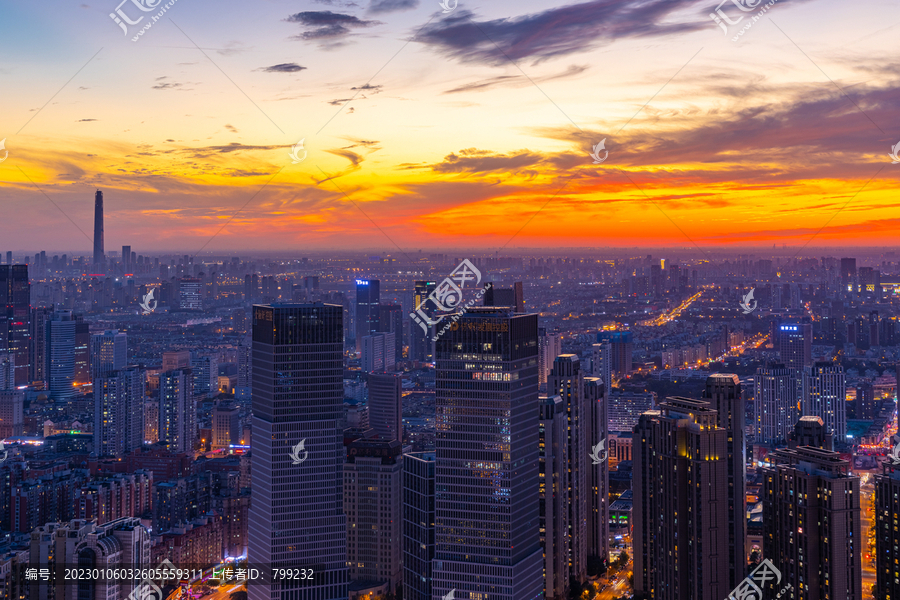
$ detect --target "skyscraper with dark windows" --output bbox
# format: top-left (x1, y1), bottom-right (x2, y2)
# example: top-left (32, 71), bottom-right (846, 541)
top-left (159, 367), bottom-right (194, 453)
top-left (584, 376), bottom-right (608, 573)
top-left (46, 310), bottom-right (76, 401)
top-left (875, 454), bottom-right (900, 599)
top-left (802, 362), bottom-right (846, 440)
top-left (355, 279), bottom-right (380, 352)
top-left (548, 354), bottom-right (587, 583)
top-left (410, 280), bottom-right (436, 362)
top-left (403, 452), bottom-right (435, 600)
top-left (91, 329), bottom-right (127, 381)
top-left (633, 397), bottom-right (729, 600)
top-left (248, 303), bottom-right (348, 600)
top-left (753, 364), bottom-right (800, 446)
top-left (703, 373), bottom-right (746, 589)
top-left (0, 265), bottom-right (31, 386)
top-left (840, 257), bottom-right (856, 291)
top-left (778, 323), bottom-right (812, 368)
top-left (598, 331), bottom-right (633, 376)
top-left (378, 303), bottom-right (403, 361)
top-left (94, 367), bottom-right (145, 458)
top-left (432, 308), bottom-right (543, 600)
top-left (93, 190), bottom-right (105, 269)
top-left (368, 372), bottom-right (402, 442)
top-left (539, 394), bottom-right (568, 600)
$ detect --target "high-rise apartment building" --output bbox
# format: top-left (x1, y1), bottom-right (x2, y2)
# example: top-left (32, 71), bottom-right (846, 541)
top-left (403, 452), bottom-right (435, 600)
top-left (0, 390), bottom-right (24, 437)
top-left (539, 394), bottom-right (569, 600)
top-left (361, 332), bottom-right (396, 373)
top-left (410, 280), bottom-right (436, 362)
top-left (355, 279), bottom-right (380, 352)
top-left (607, 391), bottom-right (655, 433)
top-left (778, 323), bottom-right (812, 368)
top-left (753, 365), bottom-right (800, 445)
top-left (344, 438), bottom-right (403, 592)
top-left (159, 368), bottom-right (194, 453)
top-left (368, 373), bottom-right (402, 442)
top-left (703, 373), bottom-right (746, 589)
top-left (584, 376), bottom-right (608, 571)
top-left (0, 265), bottom-right (31, 385)
top-left (46, 310), bottom-right (76, 401)
top-left (248, 303), bottom-right (347, 600)
top-left (840, 257), bottom-right (857, 290)
top-left (548, 354), bottom-right (587, 583)
top-left (29, 306), bottom-right (51, 384)
top-left (378, 303), bottom-right (403, 361)
top-left (633, 397), bottom-right (730, 599)
top-left (93, 190), bottom-right (105, 269)
top-left (94, 367), bottom-right (145, 458)
top-left (591, 340), bottom-right (612, 389)
top-left (190, 352), bottom-right (219, 397)
top-left (433, 308), bottom-right (543, 600)
top-left (875, 456), bottom-right (900, 599)
top-left (762, 444), bottom-right (861, 599)
top-left (538, 328), bottom-right (562, 385)
top-left (802, 363), bottom-right (846, 439)
top-left (91, 329), bottom-right (127, 380)
top-left (122, 245), bottom-right (131, 272)
top-left (598, 331), bottom-right (633, 376)
top-left (212, 401), bottom-right (241, 449)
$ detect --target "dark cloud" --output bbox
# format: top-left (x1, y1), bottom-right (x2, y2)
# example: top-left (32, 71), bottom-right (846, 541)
top-left (77, 118), bottom-right (97, 122)
top-left (286, 11), bottom-right (379, 40)
top-left (351, 83), bottom-right (382, 93)
top-left (368, 0), bottom-right (418, 14)
top-left (432, 149), bottom-right (544, 174)
top-left (224, 124), bottom-right (238, 133)
top-left (443, 65), bottom-right (587, 94)
top-left (260, 63), bottom-right (307, 73)
top-left (152, 76), bottom-right (189, 91)
top-left (416, 1), bottom-right (715, 66)
top-left (328, 98), bottom-right (354, 105)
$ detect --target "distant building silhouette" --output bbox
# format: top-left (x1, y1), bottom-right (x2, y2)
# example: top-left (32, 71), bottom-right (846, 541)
top-left (93, 190), bottom-right (105, 269)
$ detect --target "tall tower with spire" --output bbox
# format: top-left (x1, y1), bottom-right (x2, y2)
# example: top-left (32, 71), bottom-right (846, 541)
top-left (93, 190), bottom-right (104, 269)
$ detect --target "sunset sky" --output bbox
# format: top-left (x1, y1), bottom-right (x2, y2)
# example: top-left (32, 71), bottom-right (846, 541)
top-left (1, 0), bottom-right (899, 253)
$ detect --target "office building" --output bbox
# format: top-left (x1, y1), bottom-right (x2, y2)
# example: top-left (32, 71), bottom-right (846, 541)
top-left (93, 190), bottom-right (105, 269)
top-left (703, 373), bottom-right (746, 590)
top-left (74, 317), bottom-right (91, 384)
top-left (538, 328), bottom-right (562, 385)
top-left (483, 281), bottom-right (524, 312)
top-left (344, 438), bottom-right (403, 592)
top-left (762, 444), bottom-right (861, 599)
top-left (802, 363), bottom-right (846, 440)
top-left (178, 277), bottom-right (203, 310)
top-left (410, 280), bottom-right (437, 362)
top-left (378, 303), bottom-right (403, 361)
top-left (237, 337), bottom-right (252, 399)
top-left (778, 323), bottom-right (812, 369)
top-left (875, 456), bottom-right (900, 599)
top-left (538, 395), bottom-right (569, 600)
top-left (548, 354), bottom-right (587, 583)
top-left (633, 397), bottom-right (730, 599)
top-left (191, 352), bottom-right (219, 397)
top-left (0, 354), bottom-right (14, 390)
top-left (840, 257), bottom-right (857, 290)
top-left (0, 265), bottom-right (30, 385)
top-left (91, 329), bottom-right (127, 380)
top-left (94, 367), bottom-right (145, 458)
top-left (598, 331), bottom-right (633, 376)
top-left (591, 340), bottom-right (612, 389)
top-left (854, 382), bottom-right (878, 420)
top-left (248, 303), bottom-right (348, 600)
top-left (159, 368), bottom-right (194, 453)
top-left (607, 391), bottom-right (655, 432)
top-left (0, 390), bottom-right (24, 437)
top-left (584, 376), bottom-right (608, 571)
top-left (787, 415), bottom-right (833, 450)
top-left (46, 310), bottom-right (76, 401)
top-left (753, 365), bottom-right (800, 446)
top-left (355, 279), bottom-right (381, 352)
top-left (368, 373), bottom-right (402, 442)
top-left (212, 401), bottom-right (241, 449)
top-left (29, 306), bottom-right (51, 384)
top-left (362, 332), bottom-right (396, 373)
top-left (122, 245), bottom-right (131, 272)
top-left (403, 452), bottom-right (435, 600)
top-left (433, 308), bottom-right (543, 600)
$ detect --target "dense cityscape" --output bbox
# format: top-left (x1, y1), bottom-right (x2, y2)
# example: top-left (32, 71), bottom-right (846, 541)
top-left (0, 191), bottom-right (896, 599)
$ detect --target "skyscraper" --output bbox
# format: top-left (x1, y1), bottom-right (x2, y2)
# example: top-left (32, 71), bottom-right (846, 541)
top-left (93, 190), bottom-right (105, 269)
top-left (410, 280), bottom-right (437, 362)
top-left (538, 394), bottom-right (569, 600)
top-left (344, 438), bottom-right (403, 593)
top-left (483, 281), bottom-right (524, 312)
top-left (361, 332), bottom-right (395, 373)
top-left (591, 340), bottom-right (612, 389)
top-left (802, 362), bottom-right (847, 439)
top-left (403, 452), bottom-right (435, 600)
top-left (703, 373), bottom-right (746, 589)
top-left (212, 401), bottom-right (241, 449)
top-left (248, 303), bottom-right (347, 600)
top-left (433, 308), bottom-right (543, 600)
top-left (0, 265), bottom-right (31, 385)
top-left (762, 442), bottom-right (861, 598)
top-left (598, 331), bottom-right (633, 376)
top-left (355, 279), bottom-right (380, 352)
top-left (753, 365), bottom-right (800, 446)
top-left (190, 352), bottom-right (219, 397)
top-left (94, 367), bottom-right (145, 458)
top-left (122, 245), bottom-right (131, 272)
top-left (29, 306), bottom-right (51, 384)
top-left (633, 397), bottom-right (730, 599)
top-left (46, 310), bottom-right (76, 401)
top-left (840, 257), bottom-right (856, 291)
top-left (159, 368), bottom-right (194, 453)
top-left (378, 303), bottom-right (403, 361)
top-left (538, 328), bottom-right (562, 385)
top-left (584, 376), bottom-right (608, 572)
top-left (368, 373), bottom-right (402, 442)
top-left (778, 323), bottom-right (812, 368)
top-left (548, 354), bottom-right (587, 583)
top-left (91, 330), bottom-right (127, 381)
top-left (875, 454), bottom-right (900, 599)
